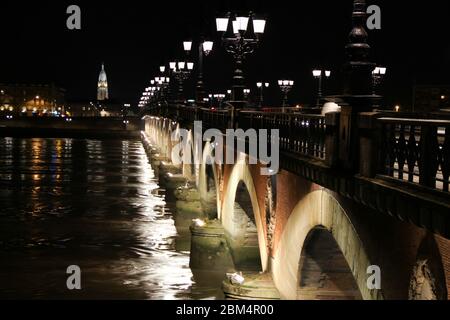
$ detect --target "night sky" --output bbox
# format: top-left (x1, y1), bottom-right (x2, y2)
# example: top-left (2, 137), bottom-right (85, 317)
top-left (1, 0), bottom-right (450, 108)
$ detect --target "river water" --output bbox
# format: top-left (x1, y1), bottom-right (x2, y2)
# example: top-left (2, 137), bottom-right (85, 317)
top-left (0, 137), bottom-right (223, 299)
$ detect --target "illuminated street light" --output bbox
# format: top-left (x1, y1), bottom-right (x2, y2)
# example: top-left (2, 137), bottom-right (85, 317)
top-left (256, 82), bottom-right (269, 108)
top-left (372, 66), bottom-right (387, 95)
top-left (171, 59), bottom-right (195, 102)
top-left (216, 12), bottom-right (266, 106)
top-left (182, 39), bottom-right (214, 104)
top-left (278, 80), bottom-right (294, 108)
top-left (243, 89), bottom-right (251, 100)
top-left (312, 69), bottom-right (331, 108)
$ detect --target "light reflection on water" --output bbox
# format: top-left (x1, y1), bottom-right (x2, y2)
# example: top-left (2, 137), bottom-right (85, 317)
top-left (0, 137), bottom-right (223, 300)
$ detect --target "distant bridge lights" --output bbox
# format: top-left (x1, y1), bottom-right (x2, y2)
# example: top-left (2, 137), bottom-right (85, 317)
top-left (312, 69), bottom-right (331, 108)
top-left (183, 39), bottom-right (214, 103)
top-left (243, 89), bottom-right (251, 100)
top-left (372, 66), bottom-right (387, 96)
top-left (170, 59), bottom-right (194, 102)
top-left (278, 80), bottom-right (294, 108)
top-left (256, 82), bottom-right (269, 108)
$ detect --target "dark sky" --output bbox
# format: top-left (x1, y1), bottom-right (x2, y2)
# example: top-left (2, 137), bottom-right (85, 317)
top-left (1, 0), bottom-right (450, 108)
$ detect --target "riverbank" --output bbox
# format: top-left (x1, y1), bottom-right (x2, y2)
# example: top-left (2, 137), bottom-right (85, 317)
top-left (0, 117), bottom-right (141, 138)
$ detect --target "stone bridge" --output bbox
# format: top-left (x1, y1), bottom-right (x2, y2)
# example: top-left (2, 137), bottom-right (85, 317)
top-left (137, 0), bottom-right (450, 300)
top-left (140, 105), bottom-right (450, 300)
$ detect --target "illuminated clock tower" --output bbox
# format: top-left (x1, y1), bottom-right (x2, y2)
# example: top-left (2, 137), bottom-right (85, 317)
top-left (97, 63), bottom-right (109, 101)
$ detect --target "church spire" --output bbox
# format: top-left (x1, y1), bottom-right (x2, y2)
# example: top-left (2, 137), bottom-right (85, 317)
top-left (97, 62), bottom-right (109, 101)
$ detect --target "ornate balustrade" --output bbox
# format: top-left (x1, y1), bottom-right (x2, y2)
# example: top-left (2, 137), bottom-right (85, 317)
top-left (378, 117), bottom-right (450, 193)
top-left (239, 111), bottom-right (327, 160)
top-left (146, 104), bottom-right (450, 195)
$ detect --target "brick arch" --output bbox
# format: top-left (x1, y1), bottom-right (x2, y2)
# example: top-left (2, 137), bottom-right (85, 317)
top-left (198, 141), bottom-right (221, 219)
top-left (180, 129), bottom-right (195, 179)
top-left (272, 189), bottom-right (383, 300)
top-left (158, 118), bottom-right (174, 160)
top-left (221, 159), bottom-right (269, 272)
top-left (409, 234), bottom-right (448, 300)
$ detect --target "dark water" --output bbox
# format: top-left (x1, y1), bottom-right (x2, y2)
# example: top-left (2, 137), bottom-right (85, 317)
top-left (0, 137), bottom-right (223, 299)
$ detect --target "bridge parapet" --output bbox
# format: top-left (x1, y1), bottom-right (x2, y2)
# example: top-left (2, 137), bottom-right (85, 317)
top-left (145, 104), bottom-right (450, 238)
top-left (377, 117), bottom-right (450, 193)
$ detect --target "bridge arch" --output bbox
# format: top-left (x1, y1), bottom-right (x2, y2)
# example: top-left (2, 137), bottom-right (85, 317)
top-left (408, 234), bottom-right (448, 300)
top-left (221, 159), bottom-right (269, 272)
top-left (272, 189), bottom-right (382, 300)
top-left (198, 141), bottom-right (220, 219)
top-left (180, 129), bottom-right (196, 180)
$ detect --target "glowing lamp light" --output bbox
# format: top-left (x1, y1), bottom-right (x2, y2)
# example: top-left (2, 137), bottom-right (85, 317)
top-left (236, 16), bottom-right (249, 31)
top-left (313, 70), bottom-right (322, 78)
top-left (203, 41), bottom-right (214, 53)
top-left (160, 66), bottom-right (166, 73)
top-left (187, 62), bottom-right (194, 70)
top-left (216, 17), bottom-right (229, 32)
top-left (183, 41), bottom-right (193, 52)
top-left (325, 70), bottom-right (331, 77)
top-left (257, 82), bottom-right (262, 88)
top-left (169, 62), bottom-right (176, 70)
top-left (178, 61), bottom-right (186, 69)
top-left (232, 20), bottom-right (239, 34)
top-left (253, 19), bottom-right (266, 34)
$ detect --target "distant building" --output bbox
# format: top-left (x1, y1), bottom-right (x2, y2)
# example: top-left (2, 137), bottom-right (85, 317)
top-left (0, 83), bottom-right (65, 116)
top-left (97, 63), bottom-right (109, 101)
top-left (96, 100), bottom-right (125, 117)
top-left (65, 100), bottom-right (100, 117)
top-left (413, 85), bottom-right (450, 113)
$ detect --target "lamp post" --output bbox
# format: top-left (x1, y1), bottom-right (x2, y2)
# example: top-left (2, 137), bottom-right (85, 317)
top-left (278, 80), bottom-right (294, 109)
top-left (170, 60), bottom-right (194, 103)
top-left (155, 76), bottom-right (170, 102)
top-left (256, 82), bottom-right (269, 108)
top-left (183, 40), bottom-right (214, 104)
top-left (214, 94), bottom-right (226, 109)
top-left (312, 69), bottom-right (331, 108)
top-left (216, 12), bottom-right (266, 106)
top-left (243, 89), bottom-right (251, 101)
top-left (372, 66), bottom-right (387, 95)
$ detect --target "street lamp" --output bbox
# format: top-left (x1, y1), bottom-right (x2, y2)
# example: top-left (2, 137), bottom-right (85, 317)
top-left (216, 12), bottom-right (266, 106)
top-left (312, 69), bottom-right (331, 108)
top-left (256, 82), bottom-right (269, 108)
top-left (214, 94), bottom-right (226, 109)
top-left (243, 89), bottom-right (251, 100)
top-left (170, 60), bottom-right (194, 102)
top-left (372, 66), bottom-right (387, 95)
top-left (278, 80), bottom-right (294, 109)
top-left (182, 39), bottom-right (214, 104)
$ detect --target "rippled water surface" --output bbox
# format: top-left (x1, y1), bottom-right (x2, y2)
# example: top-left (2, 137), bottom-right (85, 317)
top-left (0, 137), bottom-right (223, 299)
